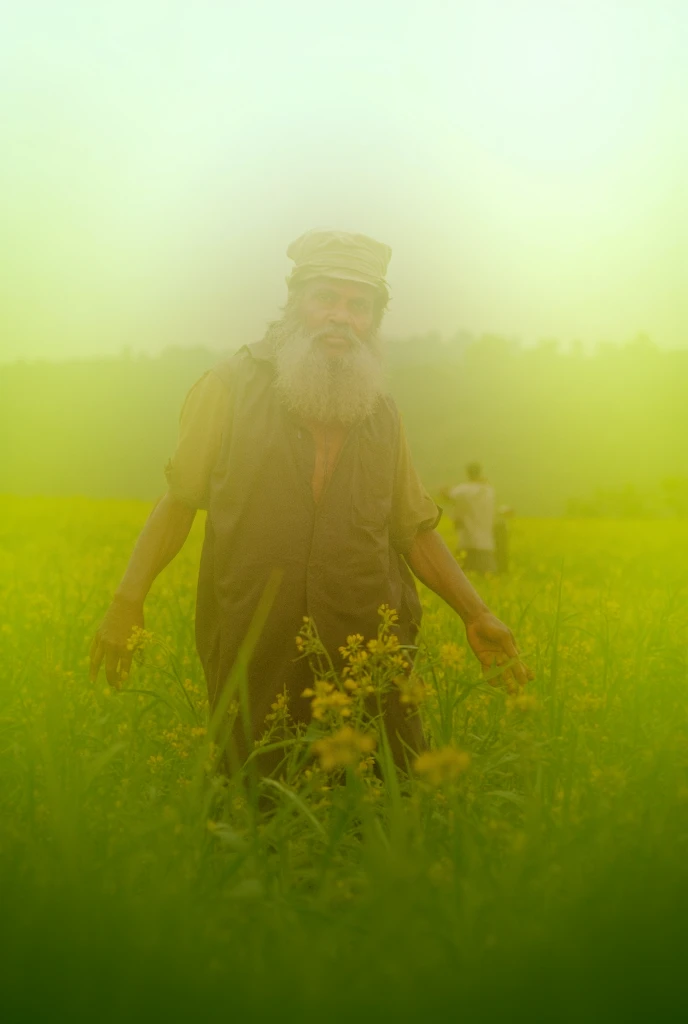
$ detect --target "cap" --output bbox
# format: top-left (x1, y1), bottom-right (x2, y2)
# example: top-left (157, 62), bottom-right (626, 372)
top-left (286, 228), bottom-right (391, 298)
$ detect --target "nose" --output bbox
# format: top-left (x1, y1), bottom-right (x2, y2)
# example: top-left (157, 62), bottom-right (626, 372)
top-left (327, 300), bottom-right (352, 326)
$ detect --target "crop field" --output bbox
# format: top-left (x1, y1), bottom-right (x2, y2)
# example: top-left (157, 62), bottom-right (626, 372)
top-left (2, 495), bottom-right (688, 1022)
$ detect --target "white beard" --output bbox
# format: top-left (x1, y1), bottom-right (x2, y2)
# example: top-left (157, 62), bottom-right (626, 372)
top-left (269, 313), bottom-right (387, 426)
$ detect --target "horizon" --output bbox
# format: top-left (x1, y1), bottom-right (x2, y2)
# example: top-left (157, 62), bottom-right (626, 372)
top-left (2, 328), bottom-right (683, 369)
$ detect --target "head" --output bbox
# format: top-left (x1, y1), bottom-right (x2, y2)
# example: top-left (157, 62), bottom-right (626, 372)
top-left (466, 462), bottom-right (483, 482)
top-left (268, 276), bottom-right (388, 426)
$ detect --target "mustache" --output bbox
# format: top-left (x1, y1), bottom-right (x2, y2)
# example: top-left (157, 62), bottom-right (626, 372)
top-left (309, 326), bottom-right (362, 347)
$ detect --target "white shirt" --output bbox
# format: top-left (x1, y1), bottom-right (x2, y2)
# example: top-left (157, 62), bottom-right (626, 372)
top-left (449, 481), bottom-right (495, 551)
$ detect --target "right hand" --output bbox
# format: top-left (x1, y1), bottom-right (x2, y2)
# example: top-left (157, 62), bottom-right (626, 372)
top-left (465, 610), bottom-right (533, 692)
top-left (89, 594), bottom-right (145, 689)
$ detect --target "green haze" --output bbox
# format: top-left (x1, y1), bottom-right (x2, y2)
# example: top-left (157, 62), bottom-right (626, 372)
top-left (2, 339), bottom-right (687, 516)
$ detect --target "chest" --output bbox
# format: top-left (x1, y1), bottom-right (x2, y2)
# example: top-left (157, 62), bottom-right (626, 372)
top-left (213, 365), bottom-right (398, 522)
top-left (304, 421), bottom-right (349, 503)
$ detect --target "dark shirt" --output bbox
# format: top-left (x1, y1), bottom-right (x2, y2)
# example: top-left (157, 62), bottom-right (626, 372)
top-left (165, 341), bottom-right (440, 769)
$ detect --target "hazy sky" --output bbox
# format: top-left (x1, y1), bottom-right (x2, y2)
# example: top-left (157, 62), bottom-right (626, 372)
top-left (2, 0), bottom-right (687, 361)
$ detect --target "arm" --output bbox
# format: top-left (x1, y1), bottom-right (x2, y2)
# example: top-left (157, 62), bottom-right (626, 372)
top-left (89, 492), bottom-right (196, 687)
top-left (90, 367), bottom-right (229, 687)
top-left (406, 527), bottom-right (531, 688)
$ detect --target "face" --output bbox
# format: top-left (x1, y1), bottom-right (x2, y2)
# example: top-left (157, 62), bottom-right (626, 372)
top-left (270, 279), bottom-right (386, 426)
top-left (299, 277), bottom-right (378, 356)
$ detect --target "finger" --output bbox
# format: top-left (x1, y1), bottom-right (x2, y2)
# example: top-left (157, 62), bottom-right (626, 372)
top-left (90, 638), bottom-right (104, 682)
top-left (513, 659), bottom-right (530, 687)
top-left (493, 649), bottom-right (520, 688)
top-left (501, 635), bottom-right (520, 661)
top-left (483, 653), bottom-right (511, 687)
top-left (498, 636), bottom-right (528, 688)
top-left (505, 668), bottom-right (519, 694)
top-left (501, 638), bottom-right (532, 688)
top-left (498, 661), bottom-right (518, 692)
top-left (119, 649), bottom-right (134, 683)
top-left (105, 645), bottom-right (122, 690)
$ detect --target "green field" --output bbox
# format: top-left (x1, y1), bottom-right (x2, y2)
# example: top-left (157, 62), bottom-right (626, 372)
top-left (2, 496), bottom-right (688, 1021)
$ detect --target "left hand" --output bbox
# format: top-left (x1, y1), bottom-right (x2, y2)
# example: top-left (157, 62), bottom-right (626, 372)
top-left (89, 594), bottom-right (145, 689)
top-left (465, 611), bottom-right (533, 691)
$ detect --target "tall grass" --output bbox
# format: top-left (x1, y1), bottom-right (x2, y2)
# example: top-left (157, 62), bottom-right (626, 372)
top-left (1, 496), bottom-right (688, 1021)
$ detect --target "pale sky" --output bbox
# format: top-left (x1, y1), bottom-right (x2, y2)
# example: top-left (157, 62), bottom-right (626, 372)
top-left (2, 0), bottom-right (687, 361)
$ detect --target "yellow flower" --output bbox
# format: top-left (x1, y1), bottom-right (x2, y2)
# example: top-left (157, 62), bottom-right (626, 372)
top-left (147, 754), bottom-right (164, 773)
top-left (302, 681), bottom-right (352, 720)
top-left (570, 692), bottom-right (606, 714)
top-left (301, 680), bottom-right (332, 699)
top-left (312, 726), bottom-right (376, 771)
top-left (395, 671), bottom-right (426, 705)
top-left (440, 642), bottom-right (466, 669)
top-left (265, 690), bottom-right (290, 723)
top-left (506, 692), bottom-right (540, 714)
top-left (125, 626), bottom-right (154, 653)
top-left (415, 747), bottom-right (471, 786)
top-left (367, 634), bottom-right (400, 655)
top-left (377, 604), bottom-right (399, 627)
top-left (339, 634), bottom-right (365, 660)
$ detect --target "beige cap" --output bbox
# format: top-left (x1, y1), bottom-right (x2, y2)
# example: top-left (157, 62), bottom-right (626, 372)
top-left (286, 229), bottom-right (391, 297)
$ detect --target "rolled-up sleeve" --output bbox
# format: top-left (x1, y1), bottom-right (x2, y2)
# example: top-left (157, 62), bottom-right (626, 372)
top-left (164, 370), bottom-right (229, 510)
top-left (390, 419), bottom-right (442, 554)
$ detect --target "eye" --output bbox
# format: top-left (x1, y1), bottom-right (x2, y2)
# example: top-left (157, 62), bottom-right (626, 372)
top-left (315, 289), bottom-right (337, 305)
top-left (350, 298), bottom-right (372, 314)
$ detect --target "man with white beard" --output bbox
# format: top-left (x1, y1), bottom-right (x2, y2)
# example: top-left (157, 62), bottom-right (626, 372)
top-left (90, 229), bottom-right (530, 775)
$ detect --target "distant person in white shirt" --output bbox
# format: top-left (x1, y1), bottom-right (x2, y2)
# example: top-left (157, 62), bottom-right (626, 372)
top-left (449, 463), bottom-right (497, 575)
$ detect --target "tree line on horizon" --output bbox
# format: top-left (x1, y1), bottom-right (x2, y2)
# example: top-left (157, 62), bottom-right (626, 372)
top-left (2, 334), bottom-right (686, 518)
